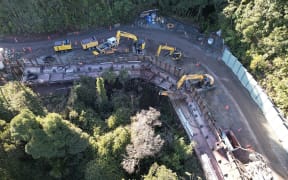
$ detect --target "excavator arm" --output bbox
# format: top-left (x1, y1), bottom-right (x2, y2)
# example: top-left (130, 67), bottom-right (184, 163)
top-left (116, 30), bottom-right (138, 44)
top-left (156, 44), bottom-right (182, 60)
top-left (156, 45), bottom-right (176, 56)
top-left (177, 74), bottom-right (214, 89)
top-left (115, 30), bottom-right (145, 53)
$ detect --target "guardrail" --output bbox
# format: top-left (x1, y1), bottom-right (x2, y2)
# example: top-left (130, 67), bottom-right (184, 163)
top-left (221, 48), bottom-right (288, 152)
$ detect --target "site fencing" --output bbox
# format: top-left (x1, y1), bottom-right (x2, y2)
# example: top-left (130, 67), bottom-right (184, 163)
top-left (221, 48), bottom-right (288, 152)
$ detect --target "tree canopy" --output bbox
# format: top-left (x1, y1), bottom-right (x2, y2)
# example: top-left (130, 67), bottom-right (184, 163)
top-left (10, 110), bottom-right (89, 159)
top-left (221, 0), bottom-right (288, 117)
top-left (144, 162), bottom-right (178, 180)
top-left (122, 108), bottom-right (164, 174)
top-left (0, 82), bottom-right (45, 121)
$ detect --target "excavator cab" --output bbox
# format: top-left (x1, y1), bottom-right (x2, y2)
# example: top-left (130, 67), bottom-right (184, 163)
top-left (135, 39), bottom-right (145, 54)
top-left (171, 50), bottom-right (182, 60)
top-left (115, 30), bottom-right (145, 54)
top-left (156, 44), bottom-right (182, 60)
top-left (177, 74), bottom-right (215, 91)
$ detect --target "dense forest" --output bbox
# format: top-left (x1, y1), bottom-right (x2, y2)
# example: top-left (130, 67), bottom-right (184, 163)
top-left (220, 0), bottom-right (288, 118)
top-left (0, 71), bottom-right (203, 179)
top-left (0, 0), bottom-right (287, 178)
top-left (0, 0), bottom-right (287, 117)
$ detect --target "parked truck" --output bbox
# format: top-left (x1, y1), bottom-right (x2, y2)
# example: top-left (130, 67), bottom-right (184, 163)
top-left (53, 40), bottom-right (72, 52)
top-left (93, 37), bottom-right (117, 55)
top-left (81, 36), bottom-right (98, 50)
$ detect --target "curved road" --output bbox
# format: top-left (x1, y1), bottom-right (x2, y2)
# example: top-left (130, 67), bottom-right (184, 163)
top-left (1, 25), bottom-right (287, 179)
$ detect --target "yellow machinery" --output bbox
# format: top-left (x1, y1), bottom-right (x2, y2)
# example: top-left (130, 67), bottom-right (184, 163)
top-left (158, 90), bottom-right (171, 96)
top-left (156, 44), bottom-right (182, 60)
top-left (81, 36), bottom-right (98, 50)
top-left (115, 30), bottom-right (145, 54)
top-left (177, 74), bottom-right (214, 89)
top-left (54, 40), bottom-right (72, 52)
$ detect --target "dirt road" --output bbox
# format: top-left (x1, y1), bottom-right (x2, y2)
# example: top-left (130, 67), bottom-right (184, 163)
top-left (1, 24), bottom-right (287, 178)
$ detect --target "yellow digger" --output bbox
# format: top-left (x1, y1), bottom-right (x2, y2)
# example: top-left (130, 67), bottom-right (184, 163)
top-left (159, 73), bottom-right (215, 97)
top-left (177, 74), bottom-right (214, 90)
top-left (156, 44), bottom-right (182, 60)
top-left (115, 30), bottom-right (145, 54)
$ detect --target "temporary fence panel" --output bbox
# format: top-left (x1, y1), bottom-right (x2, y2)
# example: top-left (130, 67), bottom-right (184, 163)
top-left (239, 70), bottom-right (250, 87)
top-left (227, 55), bottom-right (237, 69)
top-left (236, 66), bottom-right (246, 81)
top-left (221, 48), bottom-right (288, 152)
top-left (253, 85), bottom-right (267, 107)
top-left (222, 49), bottom-right (231, 65)
top-left (232, 60), bottom-right (242, 74)
top-left (245, 75), bottom-right (257, 94)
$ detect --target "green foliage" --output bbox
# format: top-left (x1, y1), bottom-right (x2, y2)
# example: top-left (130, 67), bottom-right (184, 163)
top-left (0, 93), bottom-right (14, 121)
top-left (85, 158), bottom-right (125, 180)
top-left (10, 110), bottom-right (89, 159)
top-left (96, 77), bottom-right (108, 105)
top-left (222, 0), bottom-right (288, 117)
top-left (144, 162), bottom-right (178, 180)
top-left (111, 92), bottom-right (132, 110)
top-left (102, 70), bottom-right (117, 84)
top-left (118, 69), bottom-right (130, 86)
top-left (69, 108), bottom-right (105, 134)
top-left (85, 126), bottom-right (130, 180)
top-left (10, 109), bottom-right (39, 142)
top-left (69, 76), bottom-right (97, 110)
top-left (107, 108), bottom-right (131, 129)
top-left (0, 0), bottom-right (137, 34)
top-left (112, 0), bottom-right (136, 23)
top-left (96, 126), bottom-right (130, 158)
top-left (160, 136), bottom-right (193, 171)
top-left (249, 54), bottom-right (268, 78)
top-left (1, 79), bottom-right (203, 179)
top-left (0, 82), bottom-right (45, 120)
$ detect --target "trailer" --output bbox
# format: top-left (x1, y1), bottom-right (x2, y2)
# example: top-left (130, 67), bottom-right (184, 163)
top-left (81, 36), bottom-right (98, 50)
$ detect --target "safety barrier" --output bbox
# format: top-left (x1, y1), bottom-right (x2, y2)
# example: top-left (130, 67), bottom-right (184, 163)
top-left (221, 48), bottom-right (288, 152)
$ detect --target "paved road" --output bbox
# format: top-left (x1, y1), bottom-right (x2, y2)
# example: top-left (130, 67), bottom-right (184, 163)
top-left (1, 25), bottom-right (287, 179)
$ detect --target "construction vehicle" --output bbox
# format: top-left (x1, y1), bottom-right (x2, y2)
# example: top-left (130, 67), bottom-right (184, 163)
top-left (53, 40), bottom-right (72, 52)
top-left (158, 90), bottom-right (186, 99)
top-left (159, 90), bottom-right (171, 96)
top-left (115, 30), bottom-right (145, 54)
top-left (177, 74), bottom-right (214, 90)
top-left (81, 36), bottom-right (98, 50)
top-left (156, 44), bottom-right (182, 60)
top-left (94, 37), bottom-right (117, 55)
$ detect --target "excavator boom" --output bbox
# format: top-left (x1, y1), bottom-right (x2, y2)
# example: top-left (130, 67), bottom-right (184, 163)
top-left (156, 44), bottom-right (182, 60)
top-left (177, 74), bottom-right (214, 89)
top-left (116, 30), bottom-right (138, 44)
top-left (115, 30), bottom-right (145, 54)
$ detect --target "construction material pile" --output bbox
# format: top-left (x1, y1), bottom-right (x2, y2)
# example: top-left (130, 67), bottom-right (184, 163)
top-left (243, 152), bottom-right (273, 180)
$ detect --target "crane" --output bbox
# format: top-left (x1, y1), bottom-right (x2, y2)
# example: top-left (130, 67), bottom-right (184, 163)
top-left (156, 44), bottom-right (182, 60)
top-left (115, 30), bottom-right (145, 54)
top-left (177, 74), bottom-right (214, 90)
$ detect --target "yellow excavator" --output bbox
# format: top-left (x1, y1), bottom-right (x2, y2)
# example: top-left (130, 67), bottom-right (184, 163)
top-left (159, 73), bottom-right (214, 97)
top-left (156, 44), bottom-right (182, 60)
top-left (177, 74), bottom-right (214, 90)
top-left (115, 30), bottom-right (145, 54)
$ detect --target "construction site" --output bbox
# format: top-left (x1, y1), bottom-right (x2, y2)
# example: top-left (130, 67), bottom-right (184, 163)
top-left (0, 12), bottom-right (287, 180)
